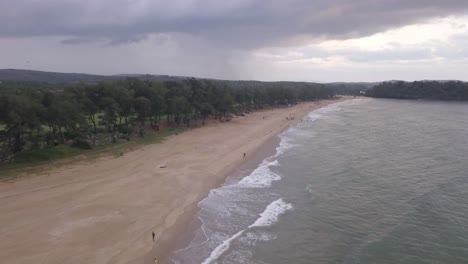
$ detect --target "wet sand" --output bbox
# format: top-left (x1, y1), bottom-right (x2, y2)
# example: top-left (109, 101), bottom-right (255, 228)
top-left (0, 98), bottom-right (347, 264)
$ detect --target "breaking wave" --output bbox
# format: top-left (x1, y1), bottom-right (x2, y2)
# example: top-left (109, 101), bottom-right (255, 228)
top-left (201, 199), bottom-right (293, 264)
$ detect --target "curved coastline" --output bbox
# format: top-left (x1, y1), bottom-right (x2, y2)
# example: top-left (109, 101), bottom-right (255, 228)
top-left (162, 97), bottom-right (352, 264)
top-left (0, 97), bottom-right (350, 264)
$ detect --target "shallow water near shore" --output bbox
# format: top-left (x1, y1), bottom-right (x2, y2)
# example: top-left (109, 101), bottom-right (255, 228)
top-left (170, 98), bottom-right (468, 264)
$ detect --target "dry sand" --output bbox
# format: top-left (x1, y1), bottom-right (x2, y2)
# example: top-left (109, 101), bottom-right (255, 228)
top-left (0, 98), bottom-right (347, 264)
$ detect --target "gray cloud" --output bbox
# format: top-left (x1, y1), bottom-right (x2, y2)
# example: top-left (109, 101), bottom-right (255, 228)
top-left (2, 0), bottom-right (468, 49)
top-left (2, 0), bottom-right (468, 82)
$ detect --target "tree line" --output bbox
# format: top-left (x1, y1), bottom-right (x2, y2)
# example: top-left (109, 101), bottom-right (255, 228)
top-left (0, 78), bottom-right (335, 163)
top-left (366, 81), bottom-right (468, 100)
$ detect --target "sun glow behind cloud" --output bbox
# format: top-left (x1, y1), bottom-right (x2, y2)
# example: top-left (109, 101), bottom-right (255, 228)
top-left (317, 16), bottom-right (468, 51)
top-left (248, 16), bottom-right (468, 81)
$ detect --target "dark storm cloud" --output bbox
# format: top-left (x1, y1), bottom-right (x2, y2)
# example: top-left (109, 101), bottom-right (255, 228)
top-left (1, 0), bottom-right (468, 48)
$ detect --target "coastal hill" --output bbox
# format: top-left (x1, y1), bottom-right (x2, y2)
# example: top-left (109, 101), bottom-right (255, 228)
top-left (366, 80), bottom-right (468, 100)
top-left (0, 69), bottom-right (183, 84)
top-left (0, 69), bottom-right (376, 94)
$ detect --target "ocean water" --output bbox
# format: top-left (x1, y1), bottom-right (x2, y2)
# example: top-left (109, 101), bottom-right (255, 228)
top-left (170, 98), bottom-right (468, 264)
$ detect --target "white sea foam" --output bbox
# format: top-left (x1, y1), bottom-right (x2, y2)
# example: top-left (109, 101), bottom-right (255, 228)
top-left (305, 112), bottom-right (323, 122)
top-left (275, 102), bottom-right (344, 153)
top-left (201, 199), bottom-right (293, 264)
top-left (201, 229), bottom-right (244, 264)
top-left (174, 99), bottom-right (365, 264)
top-left (249, 198), bottom-right (293, 228)
top-left (300, 99), bottom-right (363, 124)
top-left (240, 231), bottom-right (276, 246)
top-left (238, 160), bottom-right (281, 188)
top-left (265, 101), bottom-right (360, 169)
top-left (303, 104), bottom-right (339, 122)
top-left (275, 133), bottom-right (297, 156)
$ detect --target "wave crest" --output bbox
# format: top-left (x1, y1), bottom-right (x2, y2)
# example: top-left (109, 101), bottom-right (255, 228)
top-left (201, 198), bottom-right (293, 264)
top-left (238, 160), bottom-right (281, 188)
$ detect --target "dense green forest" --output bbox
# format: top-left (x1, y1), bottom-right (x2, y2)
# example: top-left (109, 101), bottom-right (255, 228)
top-left (0, 78), bottom-right (335, 164)
top-left (366, 81), bottom-right (468, 100)
top-left (325, 82), bottom-right (376, 96)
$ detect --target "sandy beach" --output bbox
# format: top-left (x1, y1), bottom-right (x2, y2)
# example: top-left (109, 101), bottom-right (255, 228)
top-left (0, 98), bottom-right (347, 264)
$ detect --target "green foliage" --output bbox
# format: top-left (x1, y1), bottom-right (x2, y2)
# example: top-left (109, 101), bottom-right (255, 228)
top-left (366, 81), bottom-right (468, 100)
top-left (0, 77), bottom-right (336, 164)
top-left (13, 145), bottom-right (81, 164)
top-left (138, 128), bottom-right (186, 145)
top-left (134, 96), bottom-right (152, 123)
top-left (71, 139), bottom-right (92, 149)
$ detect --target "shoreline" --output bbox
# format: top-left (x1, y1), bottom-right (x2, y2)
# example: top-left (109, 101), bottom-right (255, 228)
top-left (0, 97), bottom-right (349, 264)
top-left (154, 97), bottom-right (351, 263)
top-left (166, 132), bottom-right (282, 263)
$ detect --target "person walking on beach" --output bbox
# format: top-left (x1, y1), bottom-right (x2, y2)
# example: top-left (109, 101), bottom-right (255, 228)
top-left (152, 231), bottom-right (155, 242)
top-left (243, 152), bottom-right (246, 158)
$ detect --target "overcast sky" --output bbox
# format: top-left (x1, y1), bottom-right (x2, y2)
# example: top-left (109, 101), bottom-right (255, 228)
top-left (1, 0), bottom-right (468, 82)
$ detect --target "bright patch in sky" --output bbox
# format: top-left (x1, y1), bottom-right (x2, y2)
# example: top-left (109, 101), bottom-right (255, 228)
top-left (1, 0), bottom-right (468, 82)
top-left (318, 16), bottom-right (468, 51)
top-left (249, 16), bottom-right (468, 81)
